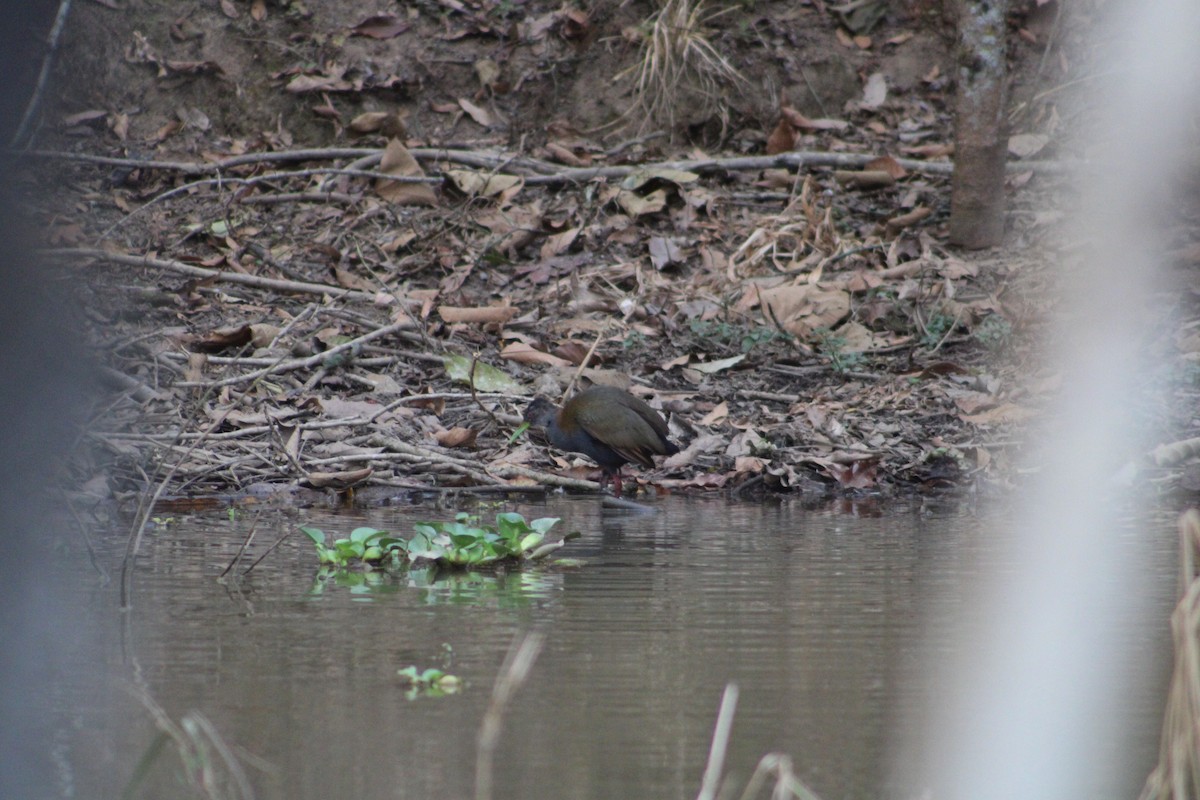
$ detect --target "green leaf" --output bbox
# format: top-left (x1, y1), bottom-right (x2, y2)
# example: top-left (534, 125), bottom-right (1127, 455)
top-left (495, 512), bottom-right (528, 539)
top-left (507, 422), bottom-right (531, 444)
top-left (530, 517), bottom-right (560, 535)
top-left (450, 532), bottom-right (479, 548)
top-left (442, 355), bottom-right (526, 394)
top-left (529, 541), bottom-right (564, 560)
top-left (299, 526), bottom-right (326, 546)
top-left (519, 533), bottom-right (544, 552)
top-left (350, 527), bottom-right (384, 544)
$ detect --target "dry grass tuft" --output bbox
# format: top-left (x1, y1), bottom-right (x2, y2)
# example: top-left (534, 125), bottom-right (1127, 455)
top-left (616, 0), bottom-right (747, 138)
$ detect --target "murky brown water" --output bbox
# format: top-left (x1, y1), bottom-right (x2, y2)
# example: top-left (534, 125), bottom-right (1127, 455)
top-left (57, 496), bottom-right (1177, 799)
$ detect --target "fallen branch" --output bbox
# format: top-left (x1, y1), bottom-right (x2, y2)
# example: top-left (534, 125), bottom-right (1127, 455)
top-left (23, 145), bottom-right (1082, 185)
top-left (46, 247), bottom-right (378, 302)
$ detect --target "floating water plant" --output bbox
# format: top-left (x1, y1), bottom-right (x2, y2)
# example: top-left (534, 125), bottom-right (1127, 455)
top-left (396, 666), bottom-right (462, 699)
top-left (299, 512), bottom-right (577, 570)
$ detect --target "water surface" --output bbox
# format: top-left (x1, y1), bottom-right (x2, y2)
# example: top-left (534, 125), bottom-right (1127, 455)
top-left (61, 496), bottom-right (1177, 799)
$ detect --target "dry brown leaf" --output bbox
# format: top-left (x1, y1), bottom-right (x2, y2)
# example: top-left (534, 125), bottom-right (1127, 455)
top-left (834, 321), bottom-right (883, 353)
top-left (458, 98), bottom-right (494, 127)
top-left (616, 188), bottom-right (667, 217)
top-left (766, 115), bottom-right (797, 155)
top-left (187, 325), bottom-right (253, 353)
top-left (446, 170), bottom-right (523, 199)
top-left (823, 458), bottom-right (878, 488)
top-left (304, 468), bottom-right (374, 490)
top-left (561, 6), bottom-right (591, 39)
top-left (540, 227), bottom-right (580, 259)
top-left (1008, 132), bottom-right (1049, 158)
top-left (376, 138), bottom-right (437, 206)
top-left (864, 155), bottom-right (907, 179)
top-left (734, 456), bottom-right (768, 474)
top-left (960, 403), bottom-right (1037, 425)
top-left (436, 427), bottom-right (478, 448)
top-left (438, 305), bottom-right (519, 324)
top-left (349, 111), bottom-right (398, 134)
top-left (648, 236), bottom-right (683, 269)
top-left (759, 284), bottom-right (851, 337)
top-left (351, 14), bottom-right (411, 39)
top-left (474, 58), bottom-right (502, 90)
top-left (544, 141), bottom-right (590, 166)
top-left (499, 342), bottom-right (573, 367)
top-left (902, 142), bottom-right (953, 158)
top-left (700, 401), bottom-right (729, 426)
top-left (332, 266), bottom-right (374, 291)
top-left (861, 72), bottom-right (888, 108)
top-left (248, 323), bottom-right (281, 348)
top-left (286, 71), bottom-right (352, 93)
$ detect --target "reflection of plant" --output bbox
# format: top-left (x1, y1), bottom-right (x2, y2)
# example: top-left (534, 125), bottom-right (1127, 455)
top-left (300, 512), bottom-right (577, 571)
top-left (397, 666), bottom-right (462, 699)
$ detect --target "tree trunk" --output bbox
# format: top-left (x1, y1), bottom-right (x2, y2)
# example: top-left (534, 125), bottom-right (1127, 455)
top-left (948, 0), bottom-right (1010, 249)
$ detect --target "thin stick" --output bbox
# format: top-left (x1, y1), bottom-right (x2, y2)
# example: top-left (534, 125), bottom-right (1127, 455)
top-left (476, 631), bottom-right (544, 800)
top-left (564, 324), bottom-right (608, 400)
top-left (241, 528), bottom-right (295, 576)
top-left (696, 682), bottom-right (739, 800)
top-left (47, 248), bottom-right (376, 302)
top-left (219, 514), bottom-right (259, 579)
top-left (10, 0), bottom-right (74, 148)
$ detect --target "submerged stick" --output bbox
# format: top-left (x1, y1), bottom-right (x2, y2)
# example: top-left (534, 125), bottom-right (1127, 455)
top-left (696, 682), bottom-right (739, 800)
top-left (476, 632), bottom-right (544, 800)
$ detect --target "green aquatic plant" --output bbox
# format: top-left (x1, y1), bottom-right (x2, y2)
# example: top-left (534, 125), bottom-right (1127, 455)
top-left (299, 512), bottom-right (577, 571)
top-left (396, 666), bottom-right (462, 699)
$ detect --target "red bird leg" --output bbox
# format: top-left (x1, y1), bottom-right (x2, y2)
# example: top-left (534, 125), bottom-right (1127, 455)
top-left (611, 469), bottom-right (623, 497)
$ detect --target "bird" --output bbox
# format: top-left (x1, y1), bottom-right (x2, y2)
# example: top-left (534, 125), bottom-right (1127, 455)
top-left (523, 385), bottom-right (679, 497)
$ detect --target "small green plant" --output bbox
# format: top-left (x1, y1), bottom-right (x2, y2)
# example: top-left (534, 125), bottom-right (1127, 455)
top-left (299, 512), bottom-right (577, 571)
top-left (813, 328), bottom-right (864, 374)
top-left (689, 318), bottom-right (780, 353)
top-left (973, 314), bottom-right (1013, 351)
top-left (396, 666), bottom-right (462, 698)
top-left (921, 312), bottom-right (957, 348)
